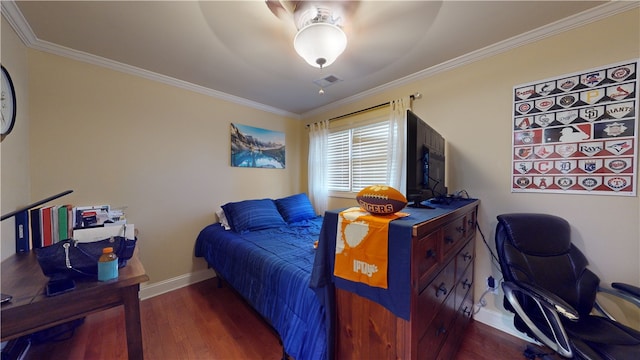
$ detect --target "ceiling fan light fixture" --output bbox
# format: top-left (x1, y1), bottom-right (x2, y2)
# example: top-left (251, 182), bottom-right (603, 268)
top-left (293, 22), bottom-right (347, 68)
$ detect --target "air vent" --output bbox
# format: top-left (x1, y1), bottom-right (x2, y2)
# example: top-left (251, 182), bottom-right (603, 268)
top-left (313, 74), bottom-right (343, 88)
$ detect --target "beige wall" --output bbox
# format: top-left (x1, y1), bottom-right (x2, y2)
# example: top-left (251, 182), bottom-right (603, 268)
top-left (1, 5), bottom-right (638, 335)
top-left (1, 16), bottom-right (31, 261)
top-left (305, 8), bottom-right (640, 330)
top-left (2, 45), bottom-right (304, 286)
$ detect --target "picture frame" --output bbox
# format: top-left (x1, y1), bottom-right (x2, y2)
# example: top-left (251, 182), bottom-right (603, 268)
top-left (230, 123), bottom-right (285, 169)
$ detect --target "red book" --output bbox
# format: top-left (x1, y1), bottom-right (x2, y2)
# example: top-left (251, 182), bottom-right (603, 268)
top-left (41, 206), bottom-right (54, 247)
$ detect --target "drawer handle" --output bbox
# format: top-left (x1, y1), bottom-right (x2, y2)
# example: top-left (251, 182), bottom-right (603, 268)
top-left (462, 279), bottom-right (472, 289)
top-left (463, 306), bottom-right (472, 317)
top-left (456, 226), bottom-right (465, 233)
top-left (444, 236), bottom-right (454, 244)
top-left (436, 326), bottom-right (447, 336)
top-left (468, 219), bottom-right (475, 227)
top-left (462, 252), bottom-right (472, 261)
top-left (436, 283), bottom-right (448, 297)
top-left (425, 249), bottom-right (436, 259)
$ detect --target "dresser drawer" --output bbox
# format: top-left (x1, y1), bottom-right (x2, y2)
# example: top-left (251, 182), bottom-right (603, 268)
top-left (458, 292), bottom-right (474, 323)
top-left (415, 260), bottom-right (455, 339)
top-left (455, 240), bottom-right (474, 282)
top-left (454, 263), bottom-right (473, 312)
top-left (436, 292), bottom-right (474, 360)
top-left (414, 230), bottom-right (440, 292)
top-left (465, 208), bottom-right (476, 233)
top-left (442, 216), bottom-right (466, 256)
top-left (417, 288), bottom-right (457, 360)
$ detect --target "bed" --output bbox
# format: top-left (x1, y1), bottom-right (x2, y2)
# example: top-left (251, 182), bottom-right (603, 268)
top-left (194, 194), bottom-right (327, 360)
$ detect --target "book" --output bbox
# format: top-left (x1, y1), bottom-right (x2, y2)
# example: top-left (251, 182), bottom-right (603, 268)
top-left (67, 205), bottom-right (73, 239)
top-left (30, 207), bottom-right (43, 249)
top-left (58, 205), bottom-right (72, 241)
top-left (15, 210), bottom-right (30, 253)
top-left (41, 206), bottom-right (54, 247)
top-left (73, 205), bottom-right (110, 229)
top-left (51, 205), bottom-right (60, 244)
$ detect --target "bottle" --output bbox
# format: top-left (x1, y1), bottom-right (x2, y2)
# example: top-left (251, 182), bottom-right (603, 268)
top-left (98, 247), bottom-right (118, 281)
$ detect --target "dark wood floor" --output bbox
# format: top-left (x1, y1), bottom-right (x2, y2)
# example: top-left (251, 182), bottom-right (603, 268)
top-left (24, 278), bottom-right (556, 360)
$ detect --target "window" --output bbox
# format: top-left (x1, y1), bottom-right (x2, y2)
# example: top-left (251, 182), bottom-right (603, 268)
top-left (327, 120), bottom-right (391, 195)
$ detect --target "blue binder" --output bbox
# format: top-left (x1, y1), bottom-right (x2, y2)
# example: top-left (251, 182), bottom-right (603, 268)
top-left (15, 210), bottom-right (30, 253)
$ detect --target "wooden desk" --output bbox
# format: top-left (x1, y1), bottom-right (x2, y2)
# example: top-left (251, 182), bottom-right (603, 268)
top-left (1, 249), bottom-right (149, 359)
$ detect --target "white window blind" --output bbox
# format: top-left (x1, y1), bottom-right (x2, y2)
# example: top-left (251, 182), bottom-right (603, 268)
top-left (327, 121), bottom-right (390, 193)
top-left (327, 130), bottom-right (350, 191)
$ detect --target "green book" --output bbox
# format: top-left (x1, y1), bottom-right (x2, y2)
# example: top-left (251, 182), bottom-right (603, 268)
top-left (58, 205), bottom-right (70, 241)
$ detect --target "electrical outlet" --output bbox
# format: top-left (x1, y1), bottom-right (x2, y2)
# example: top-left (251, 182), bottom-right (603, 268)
top-left (487, 276), bottom-right (499, 294)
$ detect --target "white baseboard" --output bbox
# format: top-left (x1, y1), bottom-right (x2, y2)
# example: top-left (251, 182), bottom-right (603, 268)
top-left (139, 268), bottom-right (216, 300)
top-left (473, 306), bottom-right (536, 343)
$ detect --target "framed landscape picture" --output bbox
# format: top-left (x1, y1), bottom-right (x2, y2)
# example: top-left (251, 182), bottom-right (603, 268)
top-left (230, 123), bottom-right (285, 169)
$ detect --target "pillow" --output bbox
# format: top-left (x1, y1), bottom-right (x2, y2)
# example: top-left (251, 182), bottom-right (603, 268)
top-left (216, 208), bottom-right (230, 230)
top-left (356, 185), bottom-right (407, 215)
top-left (275, 193), bottom-right (317, 223)
top-left (221, 199), bottom-right (286, 233)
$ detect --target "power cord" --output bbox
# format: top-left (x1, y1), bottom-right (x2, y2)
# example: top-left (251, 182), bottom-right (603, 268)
top-left (455, 189), bottom-right (505, 313)
top-left (473, 276), bottom-right (504, 314)
top-left (476, 221), bottom-right (502, 271)
top-left (451, 189), bottom-right (470, 199)
top-left (473, 287), bottom-right (493, 314)
top-left (474, 219), bottom-right (504, 313)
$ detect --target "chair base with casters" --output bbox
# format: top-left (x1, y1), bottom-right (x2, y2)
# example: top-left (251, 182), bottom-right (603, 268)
top-left (495, 213), bottom-right (640, 360)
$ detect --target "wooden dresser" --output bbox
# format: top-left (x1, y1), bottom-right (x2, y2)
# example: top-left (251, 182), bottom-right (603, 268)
top-left (335, 199), bottom-right (479, 359)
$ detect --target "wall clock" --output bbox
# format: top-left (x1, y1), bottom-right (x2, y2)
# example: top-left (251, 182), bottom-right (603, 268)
top-left (1, 65), bottom-right (17, 140)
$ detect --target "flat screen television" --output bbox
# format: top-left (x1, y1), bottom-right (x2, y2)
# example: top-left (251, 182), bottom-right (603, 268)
top-left (406, 110), bottom-right (447, 206)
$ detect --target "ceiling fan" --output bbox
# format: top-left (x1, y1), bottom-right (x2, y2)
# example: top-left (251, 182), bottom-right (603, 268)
top-left (265, 1), bottom-right (360, 69)
top-left (265, 1), bottom-right (360, 29)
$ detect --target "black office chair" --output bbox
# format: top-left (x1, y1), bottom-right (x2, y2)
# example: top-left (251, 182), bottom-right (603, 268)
top-left (495, 213), bottom-right (640, 360)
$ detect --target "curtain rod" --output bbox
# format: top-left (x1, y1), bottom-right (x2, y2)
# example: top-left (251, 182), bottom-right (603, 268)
top-left (307, 92), bottom-right (422, 127)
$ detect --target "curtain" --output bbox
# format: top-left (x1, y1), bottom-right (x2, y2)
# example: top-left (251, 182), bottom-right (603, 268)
top-left (387, 97), bottom-right (410, 194)
top-left (308, 120), bottom-right (329, 215)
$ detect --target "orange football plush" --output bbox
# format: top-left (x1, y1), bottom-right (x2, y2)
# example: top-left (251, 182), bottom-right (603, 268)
top-left (356, 185), bottom-right (408, 215)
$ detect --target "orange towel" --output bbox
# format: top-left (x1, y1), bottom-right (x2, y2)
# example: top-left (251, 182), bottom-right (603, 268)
top-left (334, 207), bottom-right (408, 289)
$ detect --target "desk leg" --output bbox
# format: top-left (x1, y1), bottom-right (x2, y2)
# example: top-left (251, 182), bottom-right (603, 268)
top-left (122, 284), bottom-right (144, 360)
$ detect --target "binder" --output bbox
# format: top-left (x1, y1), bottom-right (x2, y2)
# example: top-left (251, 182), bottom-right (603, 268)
top-left (15, 210), bottom-right (30, 253)
top-left (30, 207), bottom-right (43, 248)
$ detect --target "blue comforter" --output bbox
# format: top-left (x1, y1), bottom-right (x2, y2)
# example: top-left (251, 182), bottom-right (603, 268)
top-left (195, 216), bottom-right (326, 360)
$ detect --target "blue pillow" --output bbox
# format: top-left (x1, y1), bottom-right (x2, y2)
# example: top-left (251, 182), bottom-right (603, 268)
top-left (222, 199), bottom-right (286, 233)
top-left (275, 193), bottom-right (317, 223)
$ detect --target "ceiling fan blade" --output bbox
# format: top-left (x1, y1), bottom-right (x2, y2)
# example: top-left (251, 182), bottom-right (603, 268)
top-left (265, 0), bottom-right (301, 19)
top-left (266, 1), bottom-right (359, 21)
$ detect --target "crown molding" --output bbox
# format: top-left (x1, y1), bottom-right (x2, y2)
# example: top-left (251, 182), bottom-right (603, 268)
top-left (1, 1), bottom-right (300, 120)
top-left (3, 1), bottom-right (636, 120)
top-left (301, 1), bottom-right (639, 119)
top-left (1, 0), bottom-right (37, 45)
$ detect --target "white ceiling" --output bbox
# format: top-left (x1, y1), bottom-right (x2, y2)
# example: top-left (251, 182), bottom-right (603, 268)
top-left (3, 0), bottom-right (634, 118)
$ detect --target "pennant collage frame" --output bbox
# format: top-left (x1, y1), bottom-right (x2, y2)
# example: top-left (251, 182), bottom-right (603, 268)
top-left (511, 59), bottom-right (638, 196)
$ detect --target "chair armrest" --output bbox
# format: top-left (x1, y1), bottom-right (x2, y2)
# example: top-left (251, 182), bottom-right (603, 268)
top-left (502, 281), bottom-right (574, 358)
top-left (507, 281), bottom-right (580, 321)
top-left (612, 283), bottom-right (640, 300)
top-left (598, 283), bottom-right (640, 308)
